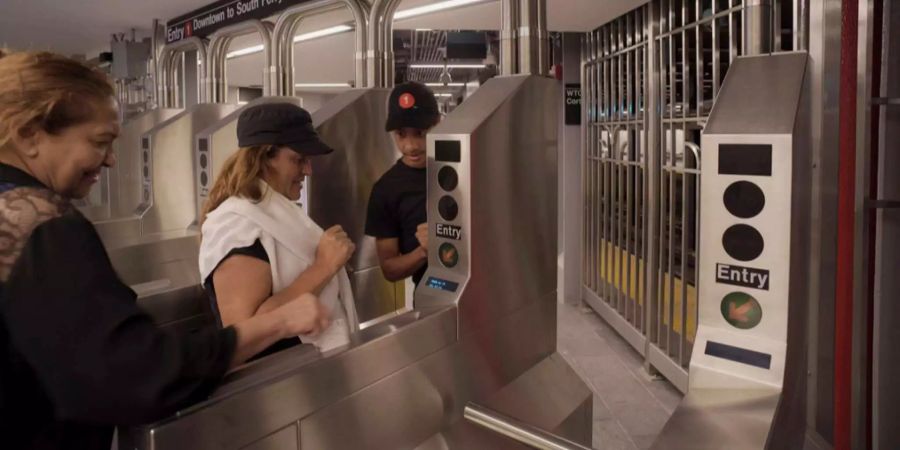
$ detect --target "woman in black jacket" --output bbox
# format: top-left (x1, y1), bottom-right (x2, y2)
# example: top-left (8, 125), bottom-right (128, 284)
top-left (0, 50), bottom-right (331, 449)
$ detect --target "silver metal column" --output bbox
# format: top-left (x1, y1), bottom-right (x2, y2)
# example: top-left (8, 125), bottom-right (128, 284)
top-left (158, 37), bottom-right (209, 108)
top-left (744, 0), bottom-right (774, 54)
top-left (500, 0), bottom-right (519, 75)
top-left (517, 0), bottom-right (548, 76)
top-left (207, 20), bottom-right (275, 103)
top-left (273, 0), bottom-right (369, 94)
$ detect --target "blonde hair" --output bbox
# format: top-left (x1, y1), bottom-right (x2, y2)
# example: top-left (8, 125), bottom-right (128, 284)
top-left (0, 50), bottom-right (114, 149)
top-left (200, 145), bottom-right (277, 224)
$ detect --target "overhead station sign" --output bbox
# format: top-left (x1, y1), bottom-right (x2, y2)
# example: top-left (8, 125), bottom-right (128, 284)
top-left (166, 0), bottom-right (312, 43)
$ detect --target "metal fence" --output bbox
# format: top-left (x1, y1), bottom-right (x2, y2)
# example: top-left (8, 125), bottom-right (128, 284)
top-left (582, 0), bottom-right (802, 392)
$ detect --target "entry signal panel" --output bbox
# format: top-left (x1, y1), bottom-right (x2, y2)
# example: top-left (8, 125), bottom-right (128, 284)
top-left (691, 53), bottom-right (809, 391)
top-left (419, 137), bottom-right (470, 305)
top-left (694, 134), bottom-right (794, 388)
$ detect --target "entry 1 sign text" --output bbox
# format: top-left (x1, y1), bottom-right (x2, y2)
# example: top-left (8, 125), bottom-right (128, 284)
top-left (166, 0), bottom-right (311, 43)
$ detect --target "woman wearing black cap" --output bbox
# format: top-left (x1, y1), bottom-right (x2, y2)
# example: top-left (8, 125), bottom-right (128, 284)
top-left (365, 82), bottom-right (442, 287)
top-left (0, 50), bottom-right (329, 449)
top-left (200, 103), bottom-right (358, 354)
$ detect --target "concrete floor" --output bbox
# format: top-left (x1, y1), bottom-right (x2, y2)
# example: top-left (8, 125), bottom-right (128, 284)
top-left (557, 303), bottom-right (683, 450)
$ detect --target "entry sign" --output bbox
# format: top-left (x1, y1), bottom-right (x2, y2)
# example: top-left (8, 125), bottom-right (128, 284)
top-left (716, 263), bottom-right (770, 290)
top-left (166, 0), bottom-right (311, 43)
top-left (564, 84), bottom-right (581, 125)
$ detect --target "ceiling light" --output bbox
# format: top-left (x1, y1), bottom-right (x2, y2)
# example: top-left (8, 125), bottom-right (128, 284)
top-left (293, 25), bottom-right (353, 43)
top-left (426, 82), bottom-right (466, 87)
top-left (226, 45), bottom-right (265, 58)
top-left (295, 83), bottom-right (352, 88)
top-left (226, 25), bottom-right (353, 59)
top-left (225, 0), bottom-right (493, 60)
top-left (394, 0), bottom-right (491, 20)
top-left (410, 63), bottom-right (486, 69)
top-left (435, 93), bottom-right (454, 97)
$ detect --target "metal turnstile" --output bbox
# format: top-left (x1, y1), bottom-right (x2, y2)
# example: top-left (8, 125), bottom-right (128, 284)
top-left (119, 75), bottom-right (592, 450)
top-left (91, 104), bottom-right (237, 336)
top-left (93, 103), bottom-right (238, 243)
top-left (79, 108), bottom-right (182, 222)
top-left (652, 53), bottom-right (811, 449)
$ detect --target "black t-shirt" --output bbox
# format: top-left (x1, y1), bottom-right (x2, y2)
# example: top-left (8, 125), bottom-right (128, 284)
top-left (365, 159), bottom-right (427, 285)
top-left (0, 164), bottom-right (235, 449)
top-left (203, 239), bottom-right (301, 359)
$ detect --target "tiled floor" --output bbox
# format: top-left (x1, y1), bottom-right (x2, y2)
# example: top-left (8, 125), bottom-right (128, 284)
top-left (557, 302), bottom-right (683, 450)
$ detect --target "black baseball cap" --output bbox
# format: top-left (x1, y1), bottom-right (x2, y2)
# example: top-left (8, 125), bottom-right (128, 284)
top-left (237, 103), bottom-right (334, 156)
top-left (385, 82), bottom-right (441, 132)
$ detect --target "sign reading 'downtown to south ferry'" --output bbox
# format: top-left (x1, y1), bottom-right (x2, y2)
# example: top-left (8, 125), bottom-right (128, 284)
top-left (166, 0), bottom-right (313, 43)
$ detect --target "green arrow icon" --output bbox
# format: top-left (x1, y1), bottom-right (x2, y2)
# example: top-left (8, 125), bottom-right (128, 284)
top-left (720, 292), bottom-right (762, 330)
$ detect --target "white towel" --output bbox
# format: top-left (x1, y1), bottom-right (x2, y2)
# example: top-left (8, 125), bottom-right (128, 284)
top-left (199, 182), bottom-right (358, 351)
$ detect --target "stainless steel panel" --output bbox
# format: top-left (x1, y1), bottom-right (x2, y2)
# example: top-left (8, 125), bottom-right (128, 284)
top-left (240, 424), bottom-right (298, 450)
top-left (650, 388), bottom-right (780, 450)
top-left (703, 54), bottom-right (807, 135)
top-left (105, 231), bottom-right (210, 334)
top-left (804, 0), bottom-right (841, 439)
top-left (83, 108), bottom-right (181, 222)
top-left (298, 299), bottom-right (578, 450)
top-left (463, 403), bottom-right (591, 450)
top-left (137, 104), bottom-right (238, 235)
top-left (874, 3), bottom-right (900, 447)
top-left (122, 307), bottom-right (457, 449)
top-left (93, 216), bottom-right (143, 245)
top-left (351, 265), bottom-right (404, 323)
top-left (310, 88), bottom-right (405, 321)
top-left (418, 76), bottom-right (559, 336)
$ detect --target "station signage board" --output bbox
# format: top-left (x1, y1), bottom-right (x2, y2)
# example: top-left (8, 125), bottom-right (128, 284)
top-left (564, 84), bottom-right (581, 125)
top-left (166, 0), bottom-right (313, 43)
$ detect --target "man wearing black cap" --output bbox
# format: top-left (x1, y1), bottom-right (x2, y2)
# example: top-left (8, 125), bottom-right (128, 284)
top-left (365, 82), bottom-right (441, 287)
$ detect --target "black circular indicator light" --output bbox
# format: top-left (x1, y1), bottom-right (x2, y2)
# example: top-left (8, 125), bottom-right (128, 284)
top-left (143, 151), bottom-right (149, 163)
top-left (143, 166), bottom-right (150, 178)
top-left (438, 195), bottom-right (459, 221)
top-left (438, 166), bottom-right (458, 192)
top-left (439, 243), bottom-right (459, 268)
top-left (722, 224), bottom-right (764, 261)
top-left (199, 153), bottom-right (208, 169)
top-left (723, 181), bottom-right (765, 218)
top-left (200, 171), bottom-right (208, 187)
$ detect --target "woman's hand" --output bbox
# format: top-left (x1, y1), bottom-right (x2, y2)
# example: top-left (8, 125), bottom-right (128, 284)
top-left (274, 293), bottom-right (331, 336)
top-left (315, 225), bottom-right (355, 274)
top-left (230, 293), bottom-right (330, 367)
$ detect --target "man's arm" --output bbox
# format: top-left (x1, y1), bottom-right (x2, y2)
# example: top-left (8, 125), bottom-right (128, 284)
top-left (375, 237), bottom-right (426, 282)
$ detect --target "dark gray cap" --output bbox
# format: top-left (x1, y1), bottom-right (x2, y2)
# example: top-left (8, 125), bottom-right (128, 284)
top-left (237, 103), bottom-right (334, 155)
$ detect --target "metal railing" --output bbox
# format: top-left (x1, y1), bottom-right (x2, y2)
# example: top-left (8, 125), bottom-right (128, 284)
top-left (583, 5), bottom-right (651, 345)
top-left (464, 403), bottom-right (593, 450)
top-left (581, 0), bottom-right (803, 392)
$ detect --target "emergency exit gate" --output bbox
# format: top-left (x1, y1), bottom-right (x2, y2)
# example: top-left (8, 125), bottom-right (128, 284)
top-left (581, 0), bottom-right (804, 392)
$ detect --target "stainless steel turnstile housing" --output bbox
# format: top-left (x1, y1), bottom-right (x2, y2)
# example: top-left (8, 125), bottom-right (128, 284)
top-left (119, 75), bottom-right (592, 449)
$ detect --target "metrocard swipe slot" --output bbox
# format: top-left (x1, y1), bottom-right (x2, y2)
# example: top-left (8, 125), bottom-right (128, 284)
top-left (716, 263), bottom-right (770, 290)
